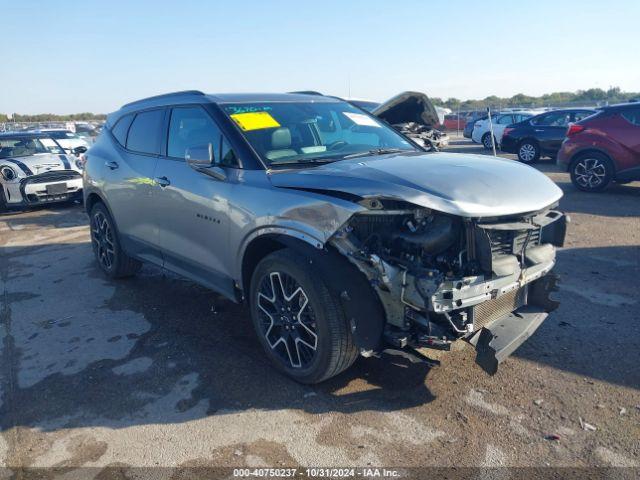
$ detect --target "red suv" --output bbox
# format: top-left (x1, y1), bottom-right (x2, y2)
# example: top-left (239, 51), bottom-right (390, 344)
top-left (557, 103), bottom-right (640, 191)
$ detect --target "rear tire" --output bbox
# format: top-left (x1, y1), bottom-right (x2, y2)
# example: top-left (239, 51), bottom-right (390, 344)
top-left (517, 140), bottom-right (540, 163)
top-left (0, 189), bottom-right (6, 214)
top-left (90, 203), bottom-right (141, 278)
top-left (570, 153), bottom-right (613, 192)
top-left (481, 133), bottom-right (495, 150)
top-left (249, 248), bottom-right (358, 384)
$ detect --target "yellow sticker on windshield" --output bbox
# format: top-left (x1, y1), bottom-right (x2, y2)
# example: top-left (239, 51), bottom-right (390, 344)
top-left (230, 111), bottom-right (280, 131)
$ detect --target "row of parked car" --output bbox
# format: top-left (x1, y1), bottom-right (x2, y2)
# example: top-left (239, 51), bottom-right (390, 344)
top-left (465, 103), bottom-right (640, 192)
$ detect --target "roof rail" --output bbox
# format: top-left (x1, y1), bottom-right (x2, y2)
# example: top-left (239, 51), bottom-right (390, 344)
top-left (121, 90), bottom-right (205, 109)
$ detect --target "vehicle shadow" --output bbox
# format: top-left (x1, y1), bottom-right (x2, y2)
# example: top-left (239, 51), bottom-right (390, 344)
top-left (0, 239), bottom-right (436, 434)
top-left (0, 201), bottom-right (86, 229)
top-left (558, 182), bottom-right (640, 217)
top-left (1, 219), bottom-right (637, 437)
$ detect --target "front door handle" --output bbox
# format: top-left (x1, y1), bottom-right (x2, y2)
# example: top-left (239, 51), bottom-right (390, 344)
top-left (155, 176), bottom-right (171, 187)
top-left (105, 161), bottom-right (119, 170)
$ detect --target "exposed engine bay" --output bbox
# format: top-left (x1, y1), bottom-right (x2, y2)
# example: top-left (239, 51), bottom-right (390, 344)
top-left (391, 122), bottom-right (449, 152)
top-left (372, 91), bottom-right (449, 151)
top-left (329, 200), bottom-right (567, 371)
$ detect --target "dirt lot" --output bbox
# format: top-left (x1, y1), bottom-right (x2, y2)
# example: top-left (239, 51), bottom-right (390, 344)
top-left (1, 135), bottom-right (639, 475)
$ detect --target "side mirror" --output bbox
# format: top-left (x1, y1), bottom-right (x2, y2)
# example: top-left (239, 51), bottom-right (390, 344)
top-left (73, 145), bottom-right (88, 155)
top-left (185, 143), bottom-right (226, 181)
top-left (185, 143), bottom-right (214, 167)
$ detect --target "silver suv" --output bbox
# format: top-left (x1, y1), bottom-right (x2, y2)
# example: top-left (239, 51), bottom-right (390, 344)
top-left (84, 91), bottom-right (567, 383)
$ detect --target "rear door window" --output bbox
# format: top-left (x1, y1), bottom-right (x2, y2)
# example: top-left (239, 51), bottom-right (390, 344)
top-left (497, 115), bottom-right (514, 125)
top-left (533, 112), bottom-right (571, 127)
top-left (126, 109), bottom-right (164, 155)
top-left (573, 111), bottom-right (594, 122)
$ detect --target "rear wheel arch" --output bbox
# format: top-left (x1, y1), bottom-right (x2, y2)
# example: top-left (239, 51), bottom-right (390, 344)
top-left (569, 150), bottom-right (615, 192)
top-left (570, 149), bottom-right (616, 174)
top-left (517, 138), bottom-right (541, 163)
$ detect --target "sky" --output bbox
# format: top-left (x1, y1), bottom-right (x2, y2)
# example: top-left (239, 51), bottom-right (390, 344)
top-left (1, 0), bottom-right (639, 114)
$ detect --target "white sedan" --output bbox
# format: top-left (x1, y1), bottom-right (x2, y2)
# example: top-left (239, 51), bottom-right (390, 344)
top-left (472, 112), bottom-right (536, 150)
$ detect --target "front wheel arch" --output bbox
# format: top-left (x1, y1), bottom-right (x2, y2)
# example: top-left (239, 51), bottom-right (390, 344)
top-left (242, 235), bottom-right (386, 353)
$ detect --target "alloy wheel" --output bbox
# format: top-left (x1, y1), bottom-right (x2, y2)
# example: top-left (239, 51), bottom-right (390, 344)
top-left (574, 158), bottom-right (606, 189)
top-left (91, 211), bottom-right (115, 270)
top-left (519, 143), bottom-right (536, 162)
top-left (483, 135), bottom-right (493, 149)
top-left (256, 271), bottom-right (318, 369)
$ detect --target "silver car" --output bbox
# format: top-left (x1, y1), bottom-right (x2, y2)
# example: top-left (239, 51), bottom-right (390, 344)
top-left (1, 132), bottom-right (85, 211)
top-left (84, 91), bottom-right (566, 384)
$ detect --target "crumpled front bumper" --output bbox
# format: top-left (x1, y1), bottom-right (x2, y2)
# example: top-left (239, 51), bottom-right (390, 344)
top-left (467, 273), bottom-right (559, 374)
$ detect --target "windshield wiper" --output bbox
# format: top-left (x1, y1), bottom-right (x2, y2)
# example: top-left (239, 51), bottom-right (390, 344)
top-left (268, 157), bottom-right (336, 167)
top-left (342, 148), bottom-right (410, 159)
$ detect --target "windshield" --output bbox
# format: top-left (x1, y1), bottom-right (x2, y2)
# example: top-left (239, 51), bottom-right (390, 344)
top-left (0, 136), bottom-right (64, 158)
top-left (47, 131), bottom-right (79, 140)
top-left (222, 101), bottom-right (418, 166)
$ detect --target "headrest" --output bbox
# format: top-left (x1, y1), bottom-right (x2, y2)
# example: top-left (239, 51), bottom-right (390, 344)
top-left (270, 128), bottom-right (291, 149)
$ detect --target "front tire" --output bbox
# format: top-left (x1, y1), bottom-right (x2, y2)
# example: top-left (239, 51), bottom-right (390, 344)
top-left (249, 249), bottom-right (358, 384)
top-left (570, 153), bottom-right (613, 192)
top-left (517, 140), bottom-right (540, 163)
top-left (90, 203), bottom-right (141, 278)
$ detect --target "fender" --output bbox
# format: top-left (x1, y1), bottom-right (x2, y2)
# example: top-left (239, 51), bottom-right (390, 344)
top-left (236, 225), bottom-right (326, 283)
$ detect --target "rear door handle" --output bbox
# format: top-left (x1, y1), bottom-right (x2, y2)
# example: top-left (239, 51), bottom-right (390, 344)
top-left (155, 176), bottom-right (171, 187)
top-left (105, 161), bottom-right (119, 170)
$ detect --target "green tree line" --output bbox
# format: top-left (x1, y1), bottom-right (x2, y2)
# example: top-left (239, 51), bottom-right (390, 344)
top-left (2, 87), bottom-right (638, 121)
top-left (431, 87), bottom-right (639, 112)
top-left (0, 112), bottom-right (106, 122)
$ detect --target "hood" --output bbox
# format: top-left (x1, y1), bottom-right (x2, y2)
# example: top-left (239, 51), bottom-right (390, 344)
top-left (269, 152), bottom-right (563, 218)
top-left (372, 91), bottom-right (441, 128)
top-left (1, 153), bottom-right (78, 176)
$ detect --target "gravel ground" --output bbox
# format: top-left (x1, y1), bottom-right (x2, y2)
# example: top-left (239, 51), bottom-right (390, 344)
top-left (1, 135), bottom-right (639, 476)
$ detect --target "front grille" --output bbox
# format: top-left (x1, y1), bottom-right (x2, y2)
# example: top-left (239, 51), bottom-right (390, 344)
top-left (472, 287), bottom-right (526, 331)
top-left (488, 229), bottom-right (540, 256)
top-left (24, 170), bottom-right (81, 184)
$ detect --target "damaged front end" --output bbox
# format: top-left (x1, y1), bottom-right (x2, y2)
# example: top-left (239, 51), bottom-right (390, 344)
top-left (329, 199), bottom-right (567, 374)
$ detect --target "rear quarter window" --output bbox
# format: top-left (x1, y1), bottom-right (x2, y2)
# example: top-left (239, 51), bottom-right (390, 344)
top-left (126, 109), bottom-right (164, 155)
top-left (111, 114), bottom-right (134, 147)
top-left (621, 108), bottom-right (640, 126)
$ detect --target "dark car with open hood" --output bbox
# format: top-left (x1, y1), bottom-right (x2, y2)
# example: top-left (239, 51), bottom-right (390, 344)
top-left (83, 90), bottom-right (566, 383)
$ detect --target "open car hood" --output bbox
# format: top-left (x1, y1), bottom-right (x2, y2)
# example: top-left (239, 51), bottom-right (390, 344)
top-left (269, 152), bottom-right (563, 218)
top-left (372, 91), bottom-right (441, 128)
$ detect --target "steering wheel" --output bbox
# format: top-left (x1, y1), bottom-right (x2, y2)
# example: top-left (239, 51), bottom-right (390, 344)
top-left (327, 140), bottom-right (348, 151)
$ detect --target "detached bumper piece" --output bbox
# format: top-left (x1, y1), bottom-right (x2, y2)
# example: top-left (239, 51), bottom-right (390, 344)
top-left (469, 273), bottom-right (559, 374)
top-left (469, 306), bottom-right (547, 375)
